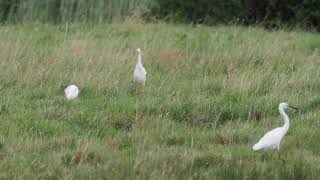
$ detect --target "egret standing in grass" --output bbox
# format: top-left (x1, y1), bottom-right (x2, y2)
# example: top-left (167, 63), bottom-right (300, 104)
top-left (64, 84), bottom-right (79, 100)
top-left (253, 102), bottom-right (297, 162)
top-left (133, 48), bottom-right (147, 86)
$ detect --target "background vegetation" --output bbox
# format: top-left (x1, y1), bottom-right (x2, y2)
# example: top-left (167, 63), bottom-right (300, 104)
top-left (0, 0), bottom-right (152, 23)
top-left (0, 22), bottom-right (319, 179)
top-left (0, 0), bottom-right (319, 30)
top-left (151, 0), bottom-right (320, 30)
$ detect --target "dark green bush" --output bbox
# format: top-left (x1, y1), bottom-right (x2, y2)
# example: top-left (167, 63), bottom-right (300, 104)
top-left (150, 0), bottom-right (246, 24)
top-left (151, 0), bottom-right (320, 30)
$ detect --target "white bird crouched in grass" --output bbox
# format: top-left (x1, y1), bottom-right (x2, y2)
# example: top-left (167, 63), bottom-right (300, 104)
top-left (253, 102), bottom-right (297, 162)
top-left (134, 48), bottom-right (147, 86)
top-left (64, 85), bottom-right (79, 100)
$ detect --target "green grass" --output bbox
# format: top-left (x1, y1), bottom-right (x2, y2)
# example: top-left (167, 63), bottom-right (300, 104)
top-left (1, 0), bottom-right (153, 23)
top-left (0, 21), bottom-right (320, 179)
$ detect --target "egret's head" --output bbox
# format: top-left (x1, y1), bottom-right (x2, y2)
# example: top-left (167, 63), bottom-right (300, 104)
top-left (279, 102), bottom-right (297, 110)
top-left (136, 48), bottom-right (141, 54)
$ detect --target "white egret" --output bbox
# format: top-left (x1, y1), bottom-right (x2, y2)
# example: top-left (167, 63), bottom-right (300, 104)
top-left (64, 85), bottom-right (79, 100)
top-left (253, 102), bottom-right (297, 162)
top-left (133, 48), bottom-right (147, 86)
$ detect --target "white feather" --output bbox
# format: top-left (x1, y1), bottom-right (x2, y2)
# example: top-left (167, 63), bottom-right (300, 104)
top-left (64, 85), bottom-right (79, 100)
top-left (253, 127), bottom-right (284, 151)
top-left (134, 48), bottom-right (147, 85)
top-left (253, 102), bottom-right (293, 151)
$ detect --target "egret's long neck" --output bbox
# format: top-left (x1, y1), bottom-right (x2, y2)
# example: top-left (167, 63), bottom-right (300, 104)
top-left (136, 53), bottom-right (142, 65)
top-left (279, 107), bottom-right (289, 133)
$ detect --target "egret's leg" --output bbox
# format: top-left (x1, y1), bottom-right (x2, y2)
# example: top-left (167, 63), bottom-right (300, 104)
top-left (261, 153), bottom-right (266, 162)
top-left (277, 151), bottom-right (285, 163)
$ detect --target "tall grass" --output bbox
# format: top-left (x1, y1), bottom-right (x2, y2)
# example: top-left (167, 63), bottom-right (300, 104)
top-left (0, 22), bottom-right (319, 179)
top-left (0, 0), bottom-right (153, 23)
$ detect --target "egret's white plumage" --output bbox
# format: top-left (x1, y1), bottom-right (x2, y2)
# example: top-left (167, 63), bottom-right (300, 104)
top-left (64, 85), bottom-right (79, 100)
top-left (134, 48), bottom-right (147, 86)
top-left (253, 102), bottom-right (297, 161)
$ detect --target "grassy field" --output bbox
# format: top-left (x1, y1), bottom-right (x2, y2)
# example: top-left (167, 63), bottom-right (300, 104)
top-left (0, 21), bottom-right (320, 179)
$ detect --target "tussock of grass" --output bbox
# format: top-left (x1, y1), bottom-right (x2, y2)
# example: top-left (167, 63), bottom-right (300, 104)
top-left (0, 22), bottom-right (319, 179)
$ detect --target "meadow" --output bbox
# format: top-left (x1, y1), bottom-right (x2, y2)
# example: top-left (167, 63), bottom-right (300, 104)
top-left (0, 20), bottom-right (320, 179)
